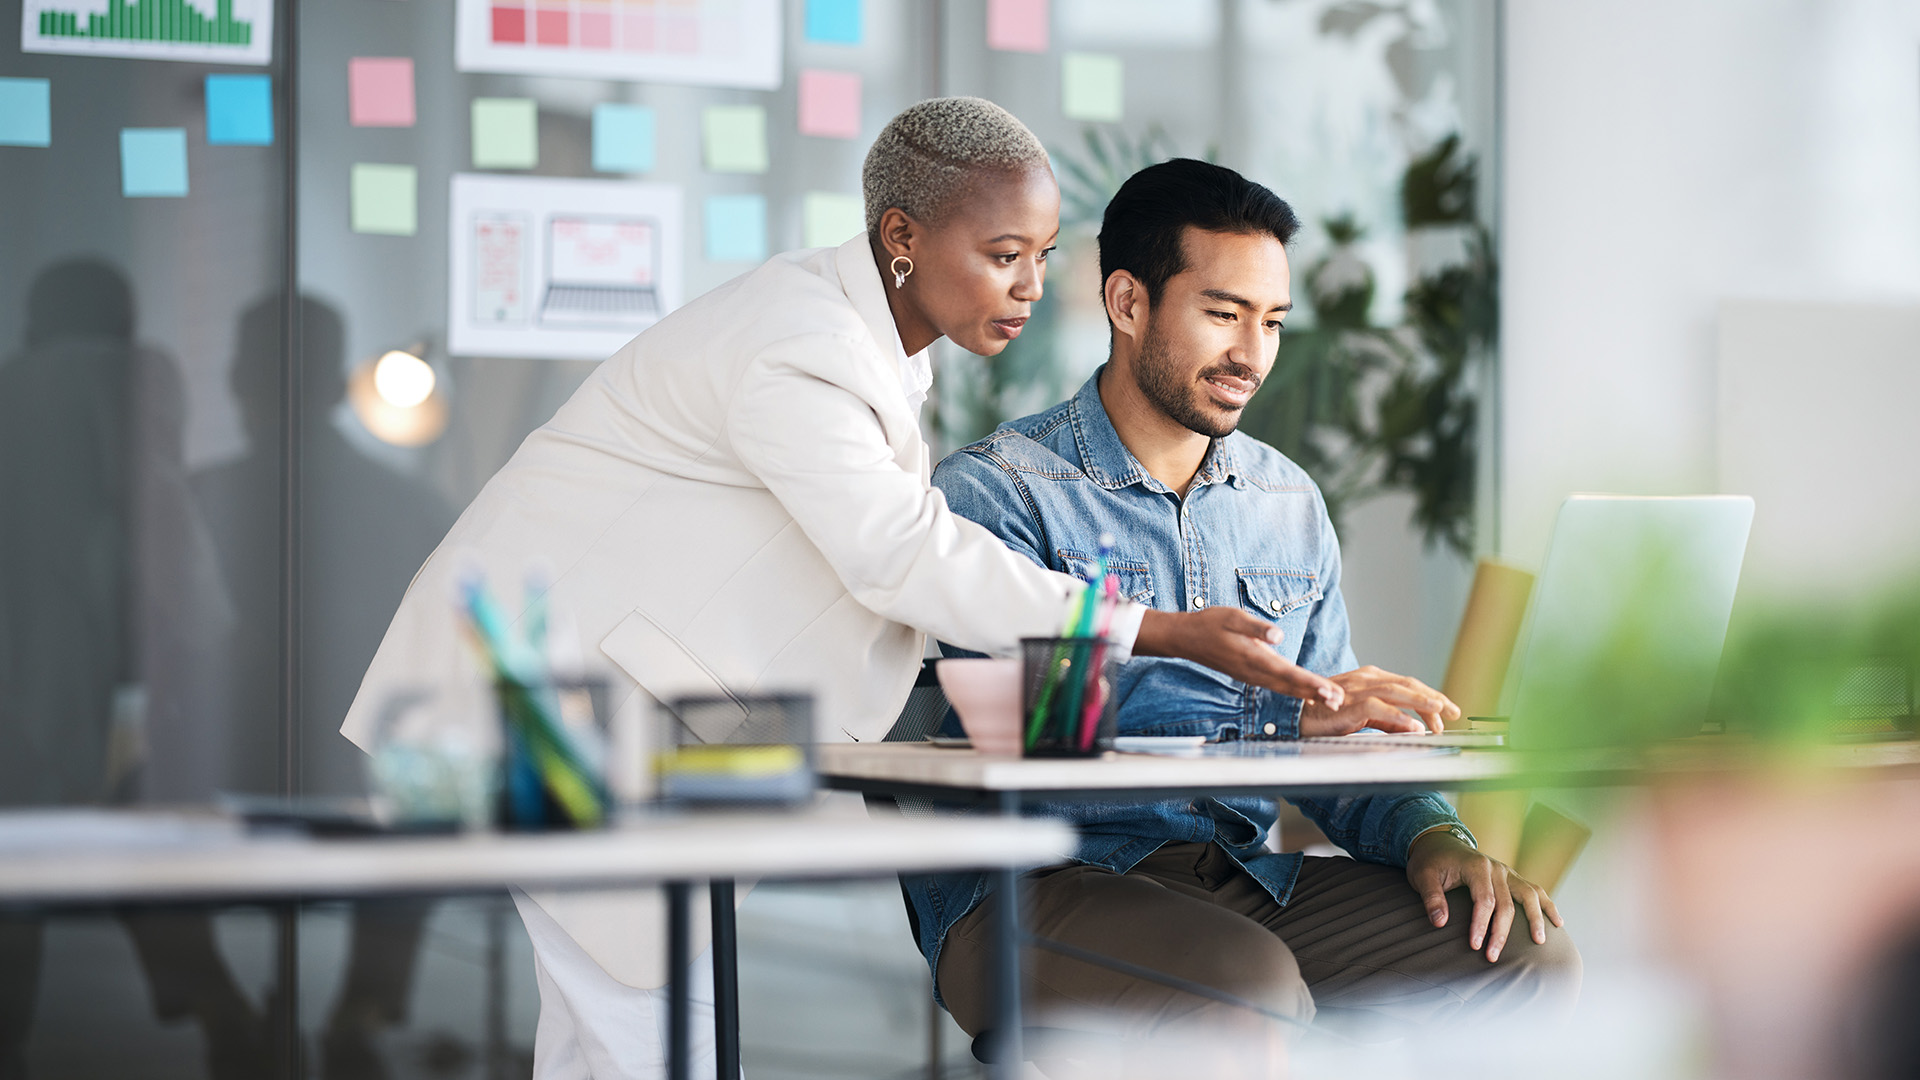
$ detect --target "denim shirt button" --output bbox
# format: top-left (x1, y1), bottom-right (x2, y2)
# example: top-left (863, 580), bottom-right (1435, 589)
top-left (1190, 596), bottom-right (1206, 609)
top-left (1264, 722), bottom-right (1277, 736)
top-left (1269, 598), bottom-right (1284, 613)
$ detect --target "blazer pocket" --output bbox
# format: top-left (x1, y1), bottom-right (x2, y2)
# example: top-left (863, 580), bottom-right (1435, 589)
top-left (599, 609), bottom-right (748, 744)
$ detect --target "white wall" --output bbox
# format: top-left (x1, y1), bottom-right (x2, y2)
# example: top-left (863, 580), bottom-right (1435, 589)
top-left (1499, 0), bottom-right (1920, 567)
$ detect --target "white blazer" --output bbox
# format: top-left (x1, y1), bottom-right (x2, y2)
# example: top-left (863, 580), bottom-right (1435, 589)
top-left (341, 234), bottom-right (1096, 987)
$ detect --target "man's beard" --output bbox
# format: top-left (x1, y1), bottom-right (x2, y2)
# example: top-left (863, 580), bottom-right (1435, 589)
top-left (1131, 322), bottom-right (1259, 439)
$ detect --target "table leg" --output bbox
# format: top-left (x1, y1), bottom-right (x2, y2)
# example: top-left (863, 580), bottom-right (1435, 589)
top-left (273, 903), bottom-right (298, 1080)
top-left (989, 790), bottom-right (1023, 1079)
top-left (667, 881), bottom-right (691, 1080)
top-left (710, 879), bottom-right (740, 1080)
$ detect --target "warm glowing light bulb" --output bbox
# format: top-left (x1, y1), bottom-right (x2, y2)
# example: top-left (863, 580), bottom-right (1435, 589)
top-left (373, 350), bottom-right (435, 409)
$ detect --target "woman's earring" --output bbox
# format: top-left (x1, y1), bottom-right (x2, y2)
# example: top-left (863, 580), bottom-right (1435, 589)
top-left (891, 255), bottom-right (914, 289)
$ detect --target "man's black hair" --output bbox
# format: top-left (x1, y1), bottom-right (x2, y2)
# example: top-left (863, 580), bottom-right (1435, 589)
top-left (1097, 158), bottom-right (1301, 303)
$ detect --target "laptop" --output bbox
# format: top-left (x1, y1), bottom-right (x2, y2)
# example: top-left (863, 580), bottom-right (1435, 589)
top-left (1307, 495), bottom-right (1755, 751)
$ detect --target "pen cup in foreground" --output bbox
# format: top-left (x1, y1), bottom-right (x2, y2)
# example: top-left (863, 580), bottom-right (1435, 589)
top-left (935, 658), bottom-right (1024, 755)
top-left (1020, 637), bottom-right (1119, 757)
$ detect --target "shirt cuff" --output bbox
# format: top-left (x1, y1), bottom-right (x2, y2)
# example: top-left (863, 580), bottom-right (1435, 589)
top-left (1103, 600), bottom-right (1148, 661)
top-left (1391, 796), bottom-right (1471, 865)
top-left (1255, 686), bottom-right (1304, 740)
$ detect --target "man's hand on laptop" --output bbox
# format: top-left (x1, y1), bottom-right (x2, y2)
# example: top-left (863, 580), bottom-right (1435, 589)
top-left (1136, 608), bottom-right (1345, 709)
top-left (1299, 666), bottom-right (1460, 736)
top-left (1406, 829), bottom-right (1564, 963)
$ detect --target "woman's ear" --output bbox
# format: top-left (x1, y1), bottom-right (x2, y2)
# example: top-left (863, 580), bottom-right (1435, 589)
top-left (1104, 270), bottom-right (1148, 342)
top-left (877, 207), bottom-right (919, 259)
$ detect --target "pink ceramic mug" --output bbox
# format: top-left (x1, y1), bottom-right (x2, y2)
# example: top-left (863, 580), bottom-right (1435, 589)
top-left (935, 658), bottom-right (1023, 755)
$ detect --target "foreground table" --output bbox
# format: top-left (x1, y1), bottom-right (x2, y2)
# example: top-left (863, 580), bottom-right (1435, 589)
top-left (817, 735), bottom-right (1920, 1073)
top-left (0, 807), bottom-right (1074, 1080)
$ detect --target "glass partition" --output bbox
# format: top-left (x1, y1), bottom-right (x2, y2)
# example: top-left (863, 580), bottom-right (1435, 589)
top-left (0, 0), bottom-right (1499, 1074)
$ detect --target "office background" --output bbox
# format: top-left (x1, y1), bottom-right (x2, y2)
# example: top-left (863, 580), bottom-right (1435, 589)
top-left (6, 0), bottom-right (1920, 1077)
top-left (0, 1), bottom-right (1499, 1076)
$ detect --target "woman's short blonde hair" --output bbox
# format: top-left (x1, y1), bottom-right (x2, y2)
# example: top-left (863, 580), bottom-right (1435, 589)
top-left (861, 97), bottom-right (1051, 234)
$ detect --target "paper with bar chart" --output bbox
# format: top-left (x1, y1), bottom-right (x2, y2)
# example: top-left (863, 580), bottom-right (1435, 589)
top-left (455, 0), bottom-right (778, 89)
top-left (448, 174), bottom-right (685, 361)
top-left (23, 0), bottom-right (271, 64)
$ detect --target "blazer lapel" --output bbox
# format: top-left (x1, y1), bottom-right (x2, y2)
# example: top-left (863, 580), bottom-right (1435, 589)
top-left (834, 234), bottom-right (930, 472)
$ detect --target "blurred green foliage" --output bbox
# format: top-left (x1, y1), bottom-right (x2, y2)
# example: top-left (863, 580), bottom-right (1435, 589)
top-left (1240, 134), bottom-right (1496, 555)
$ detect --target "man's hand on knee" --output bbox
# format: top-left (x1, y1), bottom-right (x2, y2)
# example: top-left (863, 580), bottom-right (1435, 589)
top-left (1405, 830), bottom-right (1564, 963)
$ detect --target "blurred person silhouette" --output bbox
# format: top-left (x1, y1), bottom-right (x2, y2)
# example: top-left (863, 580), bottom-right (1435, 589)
top-left (195, 294), bottom-right (455, 1079)
top-left (0, 259), bottom-right (258, 1079)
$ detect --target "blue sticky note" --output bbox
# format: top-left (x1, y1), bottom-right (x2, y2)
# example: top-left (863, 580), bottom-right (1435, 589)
top-left (592, 103), bottom-right (655, 173)
top-left (121, 129), bottom-right (189, 198)
top-left (205, 74), bottom-right (274, 146)
top-left (0, 78), bottom-right (52, 147)
top-left (805, 0), bottom-right (861, 44)
top-left (705, 194), bottom-right (767, 262)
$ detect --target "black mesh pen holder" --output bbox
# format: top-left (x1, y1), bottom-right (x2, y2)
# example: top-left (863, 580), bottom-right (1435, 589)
top-left (658, 692), bottom-right (816, 806)
top-left (1019, 637), bottom-right (1118, 757)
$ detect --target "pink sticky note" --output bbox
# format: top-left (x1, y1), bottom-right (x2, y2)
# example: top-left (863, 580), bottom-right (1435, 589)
top-left (797, 69), bottom-right (862, 140)
top-left (349, 57), bottom-right (416, 128)
top-left (987, 0), bottom-right (1048, 53)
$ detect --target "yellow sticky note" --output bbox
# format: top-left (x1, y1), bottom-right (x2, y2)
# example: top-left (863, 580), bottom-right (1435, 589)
top-left (472, 97), bottom-right (538, 169)
top-left (803, 192), bottom-right (865, 248)
top-left (702, 105), bottom-right (769, 174)
top-left (350, 163), bottom-right (417, 236)
top-left (1062, 53), bottom-right (1124, 123)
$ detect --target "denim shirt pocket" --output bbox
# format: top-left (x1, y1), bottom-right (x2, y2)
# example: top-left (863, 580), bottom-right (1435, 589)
top-left (1236, 567), bottom-right (1321, 623)
top-left (1058, 550), bottom-right (1154, 604)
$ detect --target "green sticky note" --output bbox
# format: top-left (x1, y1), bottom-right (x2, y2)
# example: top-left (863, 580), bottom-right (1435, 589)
top-left (351, 163), bottom-right (417, 235)
top-left (1062, 53), bottom-right (1124, 123)
top-left (702, 105), bottom-right (768, 174)
top-left (803, 192), bottom-right (866, 249)
top-left (472, 98), bottom-right (538, 169)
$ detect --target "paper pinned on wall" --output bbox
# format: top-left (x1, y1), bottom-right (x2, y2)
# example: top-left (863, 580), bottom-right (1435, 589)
top-left (987, 0), bottom-right (1048, 53)
top-left (351, 163), bottom-right (418, 235)
top-left (455, 0), bottom-right (780, 90)
top-left (448, 174), bottom-right (685, 361)
top-left (803, 192), bottom-right (864, 249)
top-left (702, 105), bottom-right (768, 173)
top-left (592, 103), bottom-right (655, 173)
top-left (22, 0), bottom-right (274, 66)
top-left (1061, 52), bottom-right (1123, 122)
top-left (205, 74), bottom-right (273, 145)
top-left (472, 97), bottom-right (538, 169)
top-left (705, 193), bottom-right (768, 262)
top-left (797, 69), bottom-right (861, 139)
top-left (120, 128), bottom-right (188, 197)
top-left (0, 78), bottom-right (52, 147)
top-left (349, 57), bottom-right (415, 127)
top-left (803, 0), bottom-right (860, 44)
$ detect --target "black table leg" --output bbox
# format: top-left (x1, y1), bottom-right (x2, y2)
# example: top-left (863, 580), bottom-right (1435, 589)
top-left (989, 790), bottom-right (1023, 1079)
top-left (710, 879), bottom-right (739, 1080)
top-left (273, 903), bottom-right (298, 1080)
top-left (666, 881), bottom-right (691, 1080)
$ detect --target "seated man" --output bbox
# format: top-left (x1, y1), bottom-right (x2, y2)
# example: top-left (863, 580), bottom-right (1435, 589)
top-left (907, 160), bottom-right (1579, 1060)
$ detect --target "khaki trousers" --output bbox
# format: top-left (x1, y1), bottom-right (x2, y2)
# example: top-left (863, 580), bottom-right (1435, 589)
top-left (937, 841), bottom-right (1580, 1049)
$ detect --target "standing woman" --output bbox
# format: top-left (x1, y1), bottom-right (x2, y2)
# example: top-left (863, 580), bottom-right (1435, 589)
top-left (343, 98), bottom-right (1339, 1078)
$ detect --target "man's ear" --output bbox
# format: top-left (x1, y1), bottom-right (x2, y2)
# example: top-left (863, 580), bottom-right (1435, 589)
top-left (877, 207), bottom-right (920, 260)
top-left (1104, 270), bottom-right (1149, 344)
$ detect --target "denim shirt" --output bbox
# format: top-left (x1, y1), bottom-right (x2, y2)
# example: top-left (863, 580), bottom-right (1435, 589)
top-left (901, 368), bottom-right (1466, 995)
